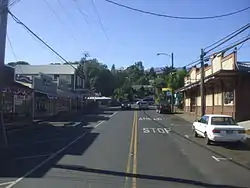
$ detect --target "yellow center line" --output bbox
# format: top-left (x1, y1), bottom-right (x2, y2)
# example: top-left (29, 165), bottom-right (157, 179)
top-left (132, 111), bottom-right (138, 188)
top-left (125, 111), bottom-right (136, 188)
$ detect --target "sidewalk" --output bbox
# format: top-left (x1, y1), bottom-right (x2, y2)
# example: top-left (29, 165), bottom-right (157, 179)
top-left (238, 121), bottom-right (250, 138)
top-left (173, 111), bottom-right (197, 123)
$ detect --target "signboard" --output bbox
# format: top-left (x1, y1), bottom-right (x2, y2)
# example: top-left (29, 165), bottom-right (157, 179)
top-left (162, 87), bottom-right (171, 92)
top-left (15, 75), bottom-right (32, 84)
top-left (236, 62), bottom-right (250, 72)
top-left (33, 73), bottom-right (57, 95)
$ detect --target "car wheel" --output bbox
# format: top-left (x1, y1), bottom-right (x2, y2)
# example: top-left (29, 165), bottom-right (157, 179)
top-left (204, 133), bottom-right (211, 145)
top-left (193, 128), bottom-right (198, 137)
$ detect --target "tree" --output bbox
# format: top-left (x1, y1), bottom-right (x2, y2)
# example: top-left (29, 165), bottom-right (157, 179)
top-left (111, 64), bottom-right (116, 74)
top-left (148, 67), bottom-right (156, 79)
top-left (7, 61), bottom-right (29, 66)
top-left (76, 58), bottom-right (115, 96)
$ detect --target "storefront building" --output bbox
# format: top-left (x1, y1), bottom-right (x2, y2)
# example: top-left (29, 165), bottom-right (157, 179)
top-left (177, 52), bottom-right (250, 122)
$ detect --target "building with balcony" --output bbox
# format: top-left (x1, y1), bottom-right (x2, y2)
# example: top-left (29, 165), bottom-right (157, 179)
top-left (177, 51), bottom-right (250, 121)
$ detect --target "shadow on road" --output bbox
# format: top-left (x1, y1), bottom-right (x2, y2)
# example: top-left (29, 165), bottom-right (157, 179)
top-left (0, 109), bottom-right (113, 179)
top-left (53, 164), bottom-right (246, 188)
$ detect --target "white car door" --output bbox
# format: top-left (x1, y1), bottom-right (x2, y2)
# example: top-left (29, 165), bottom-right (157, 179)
top-left (195, 116), bottom-right (208, 137)
top-left (200, 116), bottom-right (209, 136)
top-left (194, 117), bottom-right (204, 136)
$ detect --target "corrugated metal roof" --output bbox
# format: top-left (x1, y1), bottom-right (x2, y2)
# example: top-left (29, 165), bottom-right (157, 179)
top-left (14, 65), bottom-right (78, 75)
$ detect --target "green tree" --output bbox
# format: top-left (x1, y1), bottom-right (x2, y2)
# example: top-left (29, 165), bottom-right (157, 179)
top-left (76, 58), bottom-right (115, 96)
top-left (7, 61), bottom-right (30, 66)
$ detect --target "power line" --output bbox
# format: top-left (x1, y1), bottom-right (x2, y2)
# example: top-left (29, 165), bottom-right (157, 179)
top-left (6, 33), bottom-right (18, 61)
top-left (41, 0), bottom-right (81, 47)
top-left (9, 0), bottom-right (21, 7)
top-left (8, 10), bottom-right (85, 79)
top-left (72, 0), bottom-right (90, 25)
top-left (205, 24), bottom-right (250, 54)
top-left (91, 0), bottom-right (108, 40)
top-left (103, 0), bottom-right (250, 20)
top-left (185, 36), bottom-right (250, 69)
top-left (238, 30), bottom-right (250, 51)
top-left (204, 23), bottom-right (250, 50)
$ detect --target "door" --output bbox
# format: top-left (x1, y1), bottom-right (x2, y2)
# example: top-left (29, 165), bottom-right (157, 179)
top-left (200, 116), bottom-right (209, 136)
top-left (195, 116), bottom-right (208, 136)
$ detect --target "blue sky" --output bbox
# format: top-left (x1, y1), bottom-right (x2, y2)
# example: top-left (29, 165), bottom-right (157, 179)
top-left (5, 0), bottom-right (250, 69)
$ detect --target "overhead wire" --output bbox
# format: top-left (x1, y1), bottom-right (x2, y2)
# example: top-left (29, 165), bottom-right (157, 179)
top-left (205, 24), bottom-right (250, 54)
top-left (8, 10), bottom-right (85, 79)
top-left (9, 0), bottom-right (21, 7)
top-left (41, 0), bottom-right (81, 47)
top-left (237, 30), bottom-right (250, 51)
top-left (103, 0), bottom-right (250, 20)
top-left (183, 24), bottom-right (250, 69)
top-left (72, 0), bottom-right (90, 25)
top-left (204, 23), bottom-right (250, 50)
top-left (91, 0), bottom-right (109, 40)
top-left (6, 33), bottom-right (18, 61)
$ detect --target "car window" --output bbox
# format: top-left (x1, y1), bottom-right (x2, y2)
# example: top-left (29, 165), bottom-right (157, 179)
top-left (211, 117), bottom-right (237, 125)
top-left (200, 116), bottom-right (208, 124)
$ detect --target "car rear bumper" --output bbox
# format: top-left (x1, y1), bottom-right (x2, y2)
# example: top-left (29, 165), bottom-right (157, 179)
top-left (209, 134), bottom-right (247, 142)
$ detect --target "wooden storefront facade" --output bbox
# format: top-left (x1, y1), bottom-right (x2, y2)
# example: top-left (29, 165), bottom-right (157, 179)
top-left (179, 52), bottom-right (250, 122)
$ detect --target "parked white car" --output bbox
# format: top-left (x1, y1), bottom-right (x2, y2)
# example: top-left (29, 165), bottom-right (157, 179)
top-left (192, 114), bottom-right (246, 145)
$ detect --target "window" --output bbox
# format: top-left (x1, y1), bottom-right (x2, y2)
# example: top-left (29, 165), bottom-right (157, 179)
top-left (224, 91), bottom-right (234, 105)
top-left (211, 117), bottom-right (237, 125)
top-left (200, 116), bottom-right (208, 124)
top-left (54, 74), bottom-right (59, 80)
top-left (223, 83), bottom-right (234, 105)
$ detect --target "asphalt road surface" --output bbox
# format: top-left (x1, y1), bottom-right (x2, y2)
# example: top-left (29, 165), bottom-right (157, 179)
top-left (1, 108), bottom-right (250, 188)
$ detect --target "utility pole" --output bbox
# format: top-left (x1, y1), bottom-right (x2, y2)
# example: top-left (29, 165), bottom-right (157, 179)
top-left (200, 49), bottom-right (205, 116)
top-left (0, 0), bottom-right (9, 148)
top-left (171, 53), bottom-right (174, 113)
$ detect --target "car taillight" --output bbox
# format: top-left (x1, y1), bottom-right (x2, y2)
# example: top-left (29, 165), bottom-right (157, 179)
top-left (212, 129), bottom-right (221, 133)
top-left (238, 130), bottom-right (245, 134)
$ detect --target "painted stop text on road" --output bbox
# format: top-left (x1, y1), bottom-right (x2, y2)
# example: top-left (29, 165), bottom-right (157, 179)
top-left (142, 128), bottom-right (170, 134)
top-left (139, 117), bottom-right (165, 121)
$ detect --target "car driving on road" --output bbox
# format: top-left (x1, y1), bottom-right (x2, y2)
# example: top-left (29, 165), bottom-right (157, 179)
top-left (156, 103), bottom-right (171, 114)
top-left (121, 100), bottom-right (131, 110)
top-left (136, 100), bottom-right (149, 110)
top-left (192, 114), bottom-right (246, 145)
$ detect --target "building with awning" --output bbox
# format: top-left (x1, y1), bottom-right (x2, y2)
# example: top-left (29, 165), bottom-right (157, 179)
top-left (176, 51), bottom-right (250, 121)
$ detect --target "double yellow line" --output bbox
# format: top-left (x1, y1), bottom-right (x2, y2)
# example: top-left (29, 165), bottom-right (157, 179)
top-left (125, 111), bottom-right (138, 188)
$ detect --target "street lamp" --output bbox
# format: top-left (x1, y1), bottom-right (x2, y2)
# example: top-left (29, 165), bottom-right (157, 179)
top-left (156, 52), bottom-right (175, 113)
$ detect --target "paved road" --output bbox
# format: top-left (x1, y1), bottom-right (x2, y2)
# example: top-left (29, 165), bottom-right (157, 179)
top-left (1, 108), bottom-right (250, 188)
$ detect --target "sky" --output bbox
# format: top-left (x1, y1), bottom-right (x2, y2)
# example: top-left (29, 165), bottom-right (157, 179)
top-left (5, 0), bottom-right (250, 69)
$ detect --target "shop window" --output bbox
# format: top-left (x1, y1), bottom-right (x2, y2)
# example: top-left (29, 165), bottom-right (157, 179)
top-left (224, 91), bottom-right (234, 105)
top-left (224, 83), bottom-right (234, 105)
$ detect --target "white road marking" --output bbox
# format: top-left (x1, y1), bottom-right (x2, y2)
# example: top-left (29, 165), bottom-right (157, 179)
top-left (109, 111), bottom-right (118, 117)
top-left (0, 181), bottom-right (15, 186)
top-left (6, 120), bottom-right (106, 188)
top-left (14, 154), bottom-right (52, 161)
top-left (142, 128), bottom-right (170, 134)
top-left (94, 121), bottom-right (105, 128)
top-left (184, 135), bottom-right (189, 138)
top-left (212, 156), bottom-right (220, 162)
top-left (212, 156), bottom-right (233, 162)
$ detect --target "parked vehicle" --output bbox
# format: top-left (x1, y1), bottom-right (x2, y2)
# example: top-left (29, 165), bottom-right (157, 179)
top-left (156, 104), bottom-right (171, 114)
top-left (121, 100), bottom-right (131, 110)
top-left (136, 101), bottom-right (149, 110)
top-left (142, 97), bottom-right (154, 105)
top-left (192, 114), bottom-right (246, 145)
